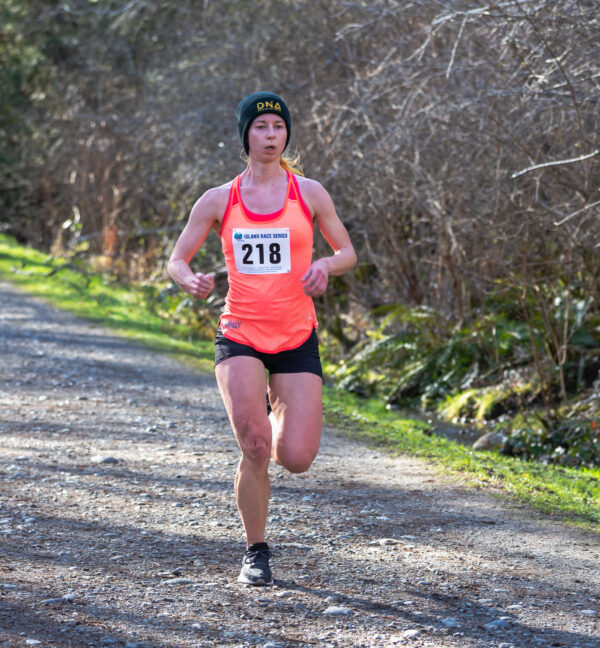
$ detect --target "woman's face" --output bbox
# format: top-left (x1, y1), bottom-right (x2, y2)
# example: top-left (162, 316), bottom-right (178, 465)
top-left (247, 113), bottom-right (287, 159)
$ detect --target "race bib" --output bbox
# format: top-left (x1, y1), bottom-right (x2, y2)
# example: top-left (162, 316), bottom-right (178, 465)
top-left (232, 228), bottom-right (291, 274)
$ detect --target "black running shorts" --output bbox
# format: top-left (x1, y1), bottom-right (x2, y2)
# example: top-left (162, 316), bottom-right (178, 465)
top-left (214, 328), bottom-right (323, 378)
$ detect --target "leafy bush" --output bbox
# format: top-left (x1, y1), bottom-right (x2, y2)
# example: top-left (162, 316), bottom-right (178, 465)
top-left (334, 303), bottom-right (539, 406)
top-left (504, 415), bottom-right (600, 468)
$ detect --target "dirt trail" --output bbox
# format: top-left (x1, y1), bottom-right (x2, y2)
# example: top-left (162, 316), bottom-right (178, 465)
top-left (0, 282), bottom-right (598, 648)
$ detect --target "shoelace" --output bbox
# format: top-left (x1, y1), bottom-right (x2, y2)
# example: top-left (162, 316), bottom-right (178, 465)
top-left (244, 548), bottom-right (271, 565)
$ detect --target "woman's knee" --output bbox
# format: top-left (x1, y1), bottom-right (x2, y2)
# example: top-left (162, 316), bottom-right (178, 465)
top-left (274, 445), bottom-right (318, 474)
top-left (238, 427), bottom-right (272, 465)
top-left (227, 404), bottom-right (272, 463)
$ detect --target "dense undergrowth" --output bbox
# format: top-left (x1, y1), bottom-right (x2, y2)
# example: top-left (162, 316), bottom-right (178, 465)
top-left (1, 234), bottom-right (600, 529)
top-left (328, 299), bottom-right (600, 468)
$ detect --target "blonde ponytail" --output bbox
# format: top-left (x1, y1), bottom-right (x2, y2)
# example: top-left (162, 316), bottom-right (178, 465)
top-left (280, 151), bottom-right (304, 176)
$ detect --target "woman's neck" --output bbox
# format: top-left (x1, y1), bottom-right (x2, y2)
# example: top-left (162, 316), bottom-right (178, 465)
top-left (242, 159), bottom-right (287, 187)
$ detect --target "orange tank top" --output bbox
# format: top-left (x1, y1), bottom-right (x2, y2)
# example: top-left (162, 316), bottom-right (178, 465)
top-left (219, 171), bottom-right (318, 353)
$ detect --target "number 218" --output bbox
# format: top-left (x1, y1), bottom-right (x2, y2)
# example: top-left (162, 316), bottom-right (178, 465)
top-left (242, 242), bottom-right (281, 265)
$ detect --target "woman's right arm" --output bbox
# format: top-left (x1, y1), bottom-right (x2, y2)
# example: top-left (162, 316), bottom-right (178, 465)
top-left (167, 187), bottom-right (226, 299)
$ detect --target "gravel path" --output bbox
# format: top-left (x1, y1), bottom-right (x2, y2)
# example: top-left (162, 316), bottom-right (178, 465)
top-left (1, 282), bottom-right (599, 648)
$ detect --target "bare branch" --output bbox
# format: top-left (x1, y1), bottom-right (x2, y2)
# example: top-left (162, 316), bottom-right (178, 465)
top-left (511, 149), bottom-right (600, 179)
top-left (446, 15), bottom-right (467, 79)
top-left (553, 199), bottom-right (600, 227)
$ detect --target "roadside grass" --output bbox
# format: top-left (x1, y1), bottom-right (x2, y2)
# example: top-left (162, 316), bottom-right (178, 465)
top-left (0, 235), bottom-right (215, 372)
top-left (2, 234), bottom-right (599, 530)
top-left (323, 388), bottom-right (600, 530)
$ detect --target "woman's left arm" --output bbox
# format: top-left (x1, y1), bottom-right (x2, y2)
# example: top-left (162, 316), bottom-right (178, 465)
top-left (300, 179), bottom-right (357, 297)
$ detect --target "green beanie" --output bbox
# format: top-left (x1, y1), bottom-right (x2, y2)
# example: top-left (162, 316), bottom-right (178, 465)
top-left (237, 91), bottom-right (291, 155)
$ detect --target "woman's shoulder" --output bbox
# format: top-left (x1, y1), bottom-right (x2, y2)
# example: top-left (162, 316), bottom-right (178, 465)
top-left (294, 175), bottom-right (328, 197)
top-left (293, 175), bottom-right (332, 212)
top-left (192, 178), bottom-right (236, 220)
top-left (204, 178), bottom-right (235, 202)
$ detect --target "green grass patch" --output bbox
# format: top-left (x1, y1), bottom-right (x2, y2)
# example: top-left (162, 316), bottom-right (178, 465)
top-left (2, 234), bottom-right (599, 530)
top-left (323, 387), bottom-right (600, 530)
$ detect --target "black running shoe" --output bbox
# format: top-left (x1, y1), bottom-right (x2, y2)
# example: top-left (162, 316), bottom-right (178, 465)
top-left (238, 543), bottom-right (273, 586)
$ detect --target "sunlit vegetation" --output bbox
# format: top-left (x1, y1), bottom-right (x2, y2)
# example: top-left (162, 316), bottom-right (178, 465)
top-left (1, 2), bottom-right (599, 469)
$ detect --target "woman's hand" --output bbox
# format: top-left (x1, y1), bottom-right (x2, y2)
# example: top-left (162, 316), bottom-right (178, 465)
top-left (301, 259), bottom-right (329, 297)
top-left (183, 272), bottom-right (215, 299)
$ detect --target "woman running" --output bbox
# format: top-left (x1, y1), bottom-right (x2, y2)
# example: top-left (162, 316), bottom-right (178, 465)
top-left (168, 91), bottom-right (357, 585)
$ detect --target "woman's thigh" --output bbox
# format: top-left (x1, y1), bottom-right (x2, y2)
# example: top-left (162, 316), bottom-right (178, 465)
top-left (215, 356), bottom-right (271, 453)
top-left (268, 372), bottom-right (322, 472)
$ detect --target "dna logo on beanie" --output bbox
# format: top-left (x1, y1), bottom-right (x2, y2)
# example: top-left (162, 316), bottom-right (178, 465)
top-left (237, 91), bottom-right (291, 155)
